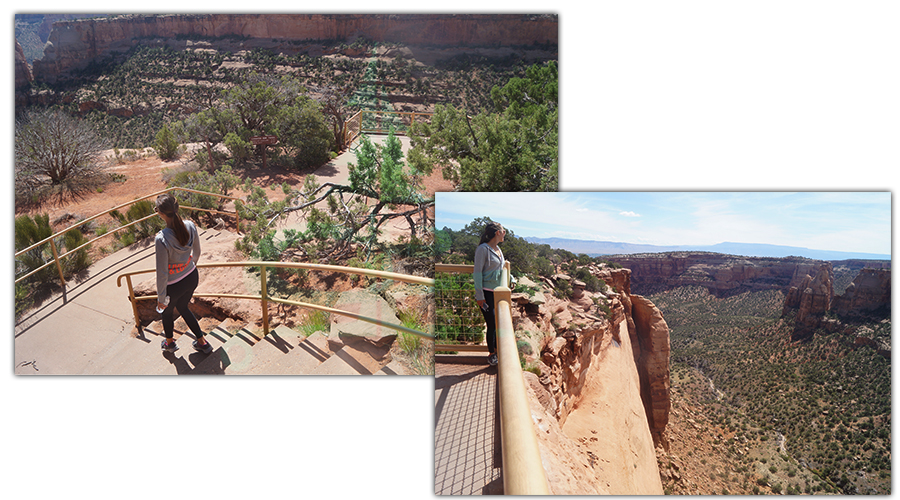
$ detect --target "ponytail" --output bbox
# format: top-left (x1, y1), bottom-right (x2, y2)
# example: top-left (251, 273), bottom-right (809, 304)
top-left (479, 222), bottom-right (504, 245)
top-left (155, 193), bottom-right (190, 246)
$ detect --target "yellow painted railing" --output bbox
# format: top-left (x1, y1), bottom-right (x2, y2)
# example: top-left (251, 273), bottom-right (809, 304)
top-left (14, 187), bottom-right (241, 290)
top-left (435, 262), bottom-right (550, 494)
top-left (116, 261), bottom-right (434, 339)
top-left (494, 263), bottom-right (550, 495)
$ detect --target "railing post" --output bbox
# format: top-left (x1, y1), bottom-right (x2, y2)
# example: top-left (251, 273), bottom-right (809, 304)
top-left (48, 238), bottom-right (66, 289)
top-left (125, 275), bottom-right (142, 335)
top-left (260, 264), bottom-right (269, 335)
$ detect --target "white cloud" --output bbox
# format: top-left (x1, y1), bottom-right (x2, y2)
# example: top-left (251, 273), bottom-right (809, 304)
top-left (619, 211), bottom-right (641, 217)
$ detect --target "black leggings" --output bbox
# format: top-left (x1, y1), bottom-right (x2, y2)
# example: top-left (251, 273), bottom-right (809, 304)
top-left (161, 268), bottom-right (204, 340)
top-left (480, 289), bottom-right (497, 354)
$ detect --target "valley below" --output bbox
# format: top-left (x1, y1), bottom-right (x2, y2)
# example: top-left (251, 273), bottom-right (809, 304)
top-left (653, 285), bottom-right (891, 495)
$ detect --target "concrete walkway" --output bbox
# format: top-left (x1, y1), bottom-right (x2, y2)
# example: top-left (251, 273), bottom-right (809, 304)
top-left (434, 354), bottom-right (503, 495)
top-left (13, 229), bottom-right (233, 375)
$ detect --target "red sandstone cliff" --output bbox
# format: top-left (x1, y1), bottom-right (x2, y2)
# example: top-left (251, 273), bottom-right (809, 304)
top-left (783, 263), bottom-right (890, 340)
top-left (630, 294), bottom-right (672, 448)
top-left (31, 14), bottom-right (558, 83)
top-left (832, 268), bottom-right (891, 317)
top-left (15, 40), bottom-right (33, 89)
top-left (607, 252), bottom-right (820, 297)
top-left (511, 264), bottom-right (669, 494)
top-left (609, 252), bottom-right (889, 341)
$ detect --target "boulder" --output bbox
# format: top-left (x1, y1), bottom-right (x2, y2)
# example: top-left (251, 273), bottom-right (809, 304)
top-left (329, 289), bottom-right (402, 349)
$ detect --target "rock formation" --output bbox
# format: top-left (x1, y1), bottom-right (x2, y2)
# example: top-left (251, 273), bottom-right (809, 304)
top-left (15, 40), bottom-right (33, 89)
top-left (608, 252), bottom-right (890, 342)
top-left (510, 264), bottom-right (669, 494)
top-left (31, 14), bottom-right (558, 83)
top-left (832, 268), bottom-right (891, 318)
top-left (629, 295), bottom-right (672, 448)
top-left (782, 262), bottom-right (835, 338)
top-left (607, 252), bottom-right (821, 297)
top-left (782, 263), bottom-right (890, 341)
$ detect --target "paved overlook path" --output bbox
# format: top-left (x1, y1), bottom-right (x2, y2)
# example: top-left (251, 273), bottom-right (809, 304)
top-left (434, 355), bottom-right (503, 495)
top-left (13, 135), bottom-right (420, 375)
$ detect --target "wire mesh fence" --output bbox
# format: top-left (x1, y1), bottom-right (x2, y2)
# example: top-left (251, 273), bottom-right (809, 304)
top-left (435, 271), bottom-right (486, 347)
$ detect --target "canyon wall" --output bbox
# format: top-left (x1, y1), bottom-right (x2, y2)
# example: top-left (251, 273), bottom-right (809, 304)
top-left (832, 268), bottom-right (892, 317)
top-left (30, 14), bottom-right (558, 82)
top-left (511, 265), bottom-right (669, 494)
top-left (608, 251), bottom-right (890, 342)
top-left (606, 252), bottom-right (821, 297)
top-left (784, 262), bottom-right (892, 341)
top-left (15, 40), bottom-right (32, 89)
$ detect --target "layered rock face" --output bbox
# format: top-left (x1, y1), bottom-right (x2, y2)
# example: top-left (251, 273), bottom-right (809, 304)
top-left (832, 268), bottom-right (891, 317)
top-left (31, 14), bottom-right (558, 82)
top-left (783, 263), bottom-right (891, 340)
top-left (512, 265), bottom-right (669, 494)
top-left (629, 295), bottom-right (672, 448)
top-left (782, 262), bottom-right (835, 335)
top-left (15, 40), bottom-right (33, 89)
top-left (607, 252), bottom-right (819, 297)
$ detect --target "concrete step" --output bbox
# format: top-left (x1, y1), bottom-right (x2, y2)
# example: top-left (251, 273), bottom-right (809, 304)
top-left (311, 340), bottom-right (391, 375)
top-left (81, 316), bottom-right (223, 375)
top-left (242, 327), bottom-right (333, 375)
top-left (375, 359), bottom-right (412, 375)
top-left (190, 324), bottom-right (262, 375)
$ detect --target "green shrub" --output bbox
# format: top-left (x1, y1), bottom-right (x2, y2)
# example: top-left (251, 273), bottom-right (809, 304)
top-left (153, 123), bottom-right (182, 160)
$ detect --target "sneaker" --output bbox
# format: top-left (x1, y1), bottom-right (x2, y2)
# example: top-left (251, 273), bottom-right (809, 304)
top-left (192, 339), bottom-right (213, 354)
top-left (488, 353), bottom-right (498, 366)
top-left (161, 339), bottom-right (178, 352)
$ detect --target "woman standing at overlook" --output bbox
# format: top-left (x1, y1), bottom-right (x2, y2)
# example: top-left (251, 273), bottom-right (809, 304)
top-left (473, 221), bottom-right (506, 366)
top-left (154, 193), bottom-right (212, 354)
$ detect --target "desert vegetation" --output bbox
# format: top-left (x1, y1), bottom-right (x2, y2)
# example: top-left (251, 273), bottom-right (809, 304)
top-left (15, 19), bottom-right (556, 326)
top-left (653, 285), bottom-right (891, 495)
top-left (435, 218), bottom-right (621, 346)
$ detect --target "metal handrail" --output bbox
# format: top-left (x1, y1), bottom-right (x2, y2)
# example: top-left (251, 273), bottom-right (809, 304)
top-left (435, 261), bottom-right (550, 494)
top-left (344, 110), bottom-right (433, 145)
top-left (116, 261), bottom-right (434, 339)
top-left (14, 187), bottom-right (241, 289)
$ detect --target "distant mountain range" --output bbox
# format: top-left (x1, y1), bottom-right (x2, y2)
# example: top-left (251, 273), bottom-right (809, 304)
top-left (523, 237), bottom-right (891, 261)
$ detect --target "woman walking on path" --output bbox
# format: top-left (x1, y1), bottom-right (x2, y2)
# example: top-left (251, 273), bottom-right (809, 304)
top-left (154, 193), bottom-right (212, 354)
top-left (473, 221), bottom-right (506, 366)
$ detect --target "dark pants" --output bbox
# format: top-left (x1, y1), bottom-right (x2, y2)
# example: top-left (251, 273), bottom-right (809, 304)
top-left (162, 268), bottom-right (204, 340)
top-left (480, 289), bottom-right (497, 354)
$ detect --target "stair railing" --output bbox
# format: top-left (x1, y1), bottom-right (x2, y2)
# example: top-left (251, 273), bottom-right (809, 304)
top-left (14, 187), bottom-right (241, 291)
top-left (116, 261), bottom-right (434, 339)
top-left (434, 262), bottom-right (550, 494)
top-left (344, 110), bottom-right (433, 145)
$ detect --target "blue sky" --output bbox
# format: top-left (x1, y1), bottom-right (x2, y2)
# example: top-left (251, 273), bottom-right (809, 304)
top-left (435, 192), bottom-right (892, 256)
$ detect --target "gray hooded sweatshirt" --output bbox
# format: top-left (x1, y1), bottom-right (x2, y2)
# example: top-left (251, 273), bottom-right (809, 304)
top-left (155, 220), bottom-right (201, 299)
top-left (473, 242), bottom-right (505, 302)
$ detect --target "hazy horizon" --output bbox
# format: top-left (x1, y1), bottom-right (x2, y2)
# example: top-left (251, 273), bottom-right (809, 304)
top-left (435, 192), bottom-right (891, 258)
